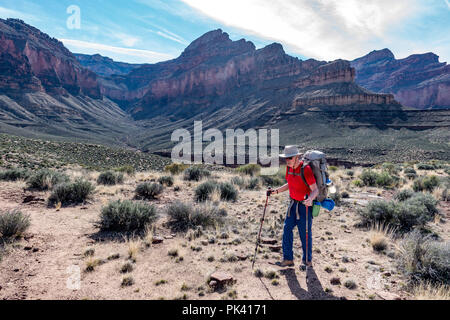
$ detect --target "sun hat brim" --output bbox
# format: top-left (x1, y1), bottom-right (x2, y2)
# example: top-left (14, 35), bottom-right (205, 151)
top-left (279, 152), bottom-right (301, 158)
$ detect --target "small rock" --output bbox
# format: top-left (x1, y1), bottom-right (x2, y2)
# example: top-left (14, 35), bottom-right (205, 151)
top-left (342, 256), bottom-right (350, 263)
top-left (32, 248), bottom-right (39, 252)
top-left (13, 268), bottom-right (19, 272)
top-left (24, 246), bottom-right (33, 251)
top-left (201, 240), bottom-right (209, 246)
top-left (260, 238), bottom-right (277, 245)
top-left (152, 236), bottom-right (164, 244)
top-left (236, 253), bottom-right (248, 261)
top-left (330, 277), bottom-right (341, 285)
top-left (164, 235), bottom-right (173, 239)
top-left (383, 272), bottom-right (391, 277)
top-left (210, 271), bottom-right (234, 285)
top-left (208, 280), bottom-right (217, 287)
top-left (268, 245), bottom-right (281, 252)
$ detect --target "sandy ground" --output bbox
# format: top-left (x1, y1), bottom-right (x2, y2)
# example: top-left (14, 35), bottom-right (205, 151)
top-left (0, 170), bottom-right (448, 300)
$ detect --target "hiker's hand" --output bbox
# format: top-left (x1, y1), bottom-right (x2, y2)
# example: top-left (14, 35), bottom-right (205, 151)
top-left (266, 188), bottom-right (274, 197)
top-left (304, 198), bottom-right (314, 206)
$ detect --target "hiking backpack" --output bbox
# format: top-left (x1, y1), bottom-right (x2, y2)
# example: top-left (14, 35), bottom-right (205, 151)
top-left (300, 150), bottom-right (330, 202)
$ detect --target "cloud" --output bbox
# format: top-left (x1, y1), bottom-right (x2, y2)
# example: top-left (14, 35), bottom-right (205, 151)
top-left (60, 39), bottom-right (174, 64)
top-left (180, 0), bottom-right (423, 61)
top-left (446, 0), bottom-right (450, 9)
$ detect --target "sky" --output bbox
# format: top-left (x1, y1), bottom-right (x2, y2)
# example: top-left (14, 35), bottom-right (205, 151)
top-left (0, 0), bottom-right (449, 64)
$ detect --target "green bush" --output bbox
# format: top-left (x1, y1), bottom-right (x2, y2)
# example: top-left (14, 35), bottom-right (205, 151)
top-left (397, 230), bottom-right (449, 285)
top-left (246, 177), bottom-right (261, 190)
top-left (404, 167), bottom-right (417, 175)
top-left (413, 176), bottom-right (440, 192)
top-left (417, 163), bottom-right (435, 170)
top-left (360, 169), bottom-right (378, 187)
top-left (352, 179), bottom-right (364, 187)
top-left (0, 209), bottom-right (30, 239)
top-left (394, 189), bottom-right (414, 202)
top-left (346, 170), bottom-right (354, 177)
top-left (183, 166), bottom-right (211, 181)
top-left (48, 178), bottom-right (95, 207)
top-left (99, 200), bottom-right (158, 232)
top-left (195, 181), bottom-right (219, 202)
top-left (236, 164), bottom-right (260, 176)
top-left (329, 166), bottom-right (338, 172)
top-left (165, 163), bottom-right (188, 175)
top-left (375, 171), bottom-right (395, 188)
top-left (135, 182), bottom-right (164, 200)
top-left (27, 169), bottom-right (69, 190)
top-left (357, 192), bottom-right (438, 232)
top-left (97, 171), bottom-right (124, 185)
top-left (219, 182), bottom-right (238, 202)
top-left (0, 168), bottom-right (30, 181)
top-left (158, 176), bottom-right (174, 187)
top-left (166, 201), bottom-right (226, 232)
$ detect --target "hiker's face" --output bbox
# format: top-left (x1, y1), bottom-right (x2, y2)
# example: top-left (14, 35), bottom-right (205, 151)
top-left (286, 155), bottom-right (298, 168)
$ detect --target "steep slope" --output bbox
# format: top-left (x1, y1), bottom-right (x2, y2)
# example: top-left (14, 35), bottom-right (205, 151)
top-left (351, 49), bottom-right (450, 109)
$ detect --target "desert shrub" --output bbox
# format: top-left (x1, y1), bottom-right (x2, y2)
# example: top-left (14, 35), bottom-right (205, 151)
top-left (0, 209), bottom-right (30, 239)
top-left (236, 164), bottom-right (260, 176)
top-left (346, 170), bottom-right (354, 177)
top-left (397, 230), bottom-right (449, 285)
top-left (165, 163), bottom-right (188, 175)
top-left (352, 179), bottom-right (364, 187)
top-left (259, 174), bottom-right (285, 187)
top-left (219, 182), bottom-right (238, 202)
top-left (329, 166), bottom-right (338, 172)
top-left (99, 200), bottom-right (158, 232)
top-left (413, 176), bottom-right (440, 192)
top-left (406, 172), bottom-right (418, 180)
top-left (357, 193), bottom-right (438, 232)
top-left (195, 180), bottom-right (219, 202)
top-left (183, 166), bottom-right (210, 181)
top-left (404, 167), bottom-right (417, 175)
top-left (97, 171), bottom-right (124, 185)
top-left (135, 182), bottom-right (164, 200)
top-left (360, 169), bottom-right (378, 187)
top-left (395, 189), bottom-right (414, 202)
top-left (158, 176), bottom-right (174, 187)
top-left (114, 165), bottom-right (135, 176)
top-left (381, 162), bottom-right (399, 175)
top-left (230, 176), bottom-right (245, 188)
top-left (48, 178), bottom-right (95, 206)
top-left (0, 168), bottom-right (30, 181)
top-left (27, 169), bottom-right (69, 190)
top-left (417, 163), bottom-right (435, 170)
top-left (246, 177), bottom-right (261, 190)
top-left (166, 201), bottom-right (226, 232)
top-left (376, 171), bottom-right (395, 188)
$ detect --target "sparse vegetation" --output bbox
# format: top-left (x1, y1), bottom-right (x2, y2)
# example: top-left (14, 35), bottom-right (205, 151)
top-left (99, 200), bottom-right (158, 232)
top-left (27, 169), bottom-right (69, 190)
top-left (0, 168), bottom-right (31, 181)
top-left (0, 209), bottom-right (30, 239)
top-left (48, 178), bottom-right (95, 207)
top-left (97, 171), bottom-right (124, 185)
top-left (396, 230), bottom-right (449, 285)
top-left (236, 164), bottom-right (260, 176)
top-left (183, 166), bottom-right (210, 181)
top-left (166, 201), bottom-right (226, 232)
top-left (135, 182), bottom-right (164, 200)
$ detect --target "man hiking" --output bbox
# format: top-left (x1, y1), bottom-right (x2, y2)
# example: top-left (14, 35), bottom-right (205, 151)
top-left (267, 145), bottom-right (319, 267)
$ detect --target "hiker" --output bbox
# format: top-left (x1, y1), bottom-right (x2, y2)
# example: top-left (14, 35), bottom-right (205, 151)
top-left (267, 145), bottom-right (319, 267)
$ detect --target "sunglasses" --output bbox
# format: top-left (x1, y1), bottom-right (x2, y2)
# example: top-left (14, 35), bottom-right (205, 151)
top-left (286, 156), bottom-right (295, 160)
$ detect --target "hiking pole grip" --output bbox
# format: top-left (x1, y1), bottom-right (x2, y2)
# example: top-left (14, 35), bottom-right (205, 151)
top-left (252, 194), bottom-right (269, 269)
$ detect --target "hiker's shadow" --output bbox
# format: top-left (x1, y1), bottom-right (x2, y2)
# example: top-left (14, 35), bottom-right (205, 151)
top-left (280, 267), bottom-right (339, 300)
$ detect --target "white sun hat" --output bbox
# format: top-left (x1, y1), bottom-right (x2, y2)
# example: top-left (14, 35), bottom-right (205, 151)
top-left (279, 145), bottom-right (301, 158)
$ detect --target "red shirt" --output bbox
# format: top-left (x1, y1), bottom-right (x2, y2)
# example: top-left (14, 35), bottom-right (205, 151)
top-left (285, 161), bottom-right (316, 201)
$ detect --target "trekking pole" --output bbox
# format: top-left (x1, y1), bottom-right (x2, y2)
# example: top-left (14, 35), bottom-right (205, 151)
top-left (305, 195), bottom-right (309, 268)
top-left (252, 187), bottom-right (271, 269)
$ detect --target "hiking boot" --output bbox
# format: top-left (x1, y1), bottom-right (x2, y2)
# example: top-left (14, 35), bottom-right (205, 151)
top-left (276, 260), bottom-right (294, 267)
top-left (302, 260), bottom-right (313, 267)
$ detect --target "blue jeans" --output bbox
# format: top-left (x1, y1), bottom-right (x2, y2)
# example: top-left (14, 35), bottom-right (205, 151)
top-left (282, 200), bottom-right (313, 262)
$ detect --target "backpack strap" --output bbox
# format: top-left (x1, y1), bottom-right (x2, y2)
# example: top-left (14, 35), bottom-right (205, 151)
top-left (300, 164), bottom-right (311, 193)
